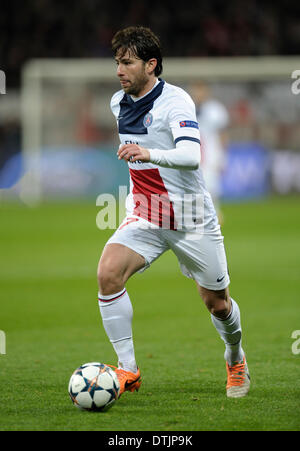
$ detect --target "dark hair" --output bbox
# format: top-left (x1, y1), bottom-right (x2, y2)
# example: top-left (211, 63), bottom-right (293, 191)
top-left (112, 26), bottom-right (163, 77)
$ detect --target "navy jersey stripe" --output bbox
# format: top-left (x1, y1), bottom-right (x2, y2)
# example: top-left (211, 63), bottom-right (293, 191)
top-left (118, 80), bottom-right (165, 135)
top-left (174, 136), bottom-right (201, 145)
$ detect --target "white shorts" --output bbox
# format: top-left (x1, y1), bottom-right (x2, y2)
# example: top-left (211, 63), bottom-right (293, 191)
top-left (105, 216), bottom-right (230, 291)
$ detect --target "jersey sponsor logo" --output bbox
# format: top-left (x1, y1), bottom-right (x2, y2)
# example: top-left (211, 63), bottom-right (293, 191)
top-left (179, 120), bottom-right (199, 129)
top-left (125, 140), bottom-right (139, 145)
top-left (217, 275), bottom-right (225, 282)
top-left (143, 112), bottom-right (153, 128)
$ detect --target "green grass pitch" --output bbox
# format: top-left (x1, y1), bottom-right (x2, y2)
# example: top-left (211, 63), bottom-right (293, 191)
top-left (0, 196), bottom-right (299, 431)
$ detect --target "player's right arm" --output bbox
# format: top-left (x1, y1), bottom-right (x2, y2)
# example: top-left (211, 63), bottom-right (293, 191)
top-left (117, 139), bottom-right (200, 170)
top-left (117, 140), bottom-right (200, 169)
top-left (117, 143), bottom-right (150, 163)
top-left (148, 140), bottom-right (200, 170)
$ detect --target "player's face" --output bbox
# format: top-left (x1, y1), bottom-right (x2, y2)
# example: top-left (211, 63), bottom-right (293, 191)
top-left (115, 49), bottom-right (150, 97)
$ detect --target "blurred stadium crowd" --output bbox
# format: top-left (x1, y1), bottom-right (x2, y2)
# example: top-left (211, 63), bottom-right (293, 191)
top-left (1, 0), bottom-right (300, 88)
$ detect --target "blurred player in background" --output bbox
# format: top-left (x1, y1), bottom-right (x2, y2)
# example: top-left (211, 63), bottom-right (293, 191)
top-left (190, 81), bottom-right (229, 223)
top-left (97, 26), bottom-right (250, 400)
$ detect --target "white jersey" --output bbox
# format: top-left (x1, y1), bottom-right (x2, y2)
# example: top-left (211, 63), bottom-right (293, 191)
top-left (110, 79), bottom-right (218, 232)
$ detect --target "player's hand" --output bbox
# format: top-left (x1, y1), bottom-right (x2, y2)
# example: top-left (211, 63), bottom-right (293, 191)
top-left (117, 144), bottom-right (150, 163)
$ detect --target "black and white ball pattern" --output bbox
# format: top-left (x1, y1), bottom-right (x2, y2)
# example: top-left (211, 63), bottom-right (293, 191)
top-left (68, 362), bottom-right (120, 411)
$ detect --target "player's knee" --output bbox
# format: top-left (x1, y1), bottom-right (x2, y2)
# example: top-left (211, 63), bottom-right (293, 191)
top-left (203, 293), bottom-right (230, 319)
top-left (210, 301), bottom-right (230, 319)
top-left (97, 263), bottom-right (124, 295)
top-left (197, 284), bottom-right (231, 319)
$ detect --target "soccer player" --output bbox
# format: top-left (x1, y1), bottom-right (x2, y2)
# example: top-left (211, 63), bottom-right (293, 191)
top-left (97, 26), bottom-right (250, 398)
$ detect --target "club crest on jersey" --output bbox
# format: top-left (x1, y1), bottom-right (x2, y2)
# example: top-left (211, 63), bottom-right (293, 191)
top-left (143, 112), bottom-right (153, 128)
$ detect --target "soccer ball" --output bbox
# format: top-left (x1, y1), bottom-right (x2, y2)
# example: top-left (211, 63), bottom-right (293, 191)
top-left (68, 362), bottom-right (120, 411)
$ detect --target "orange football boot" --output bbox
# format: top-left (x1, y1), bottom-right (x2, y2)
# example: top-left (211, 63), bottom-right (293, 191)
top-left (106, 365), bottom-right (142, 397)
